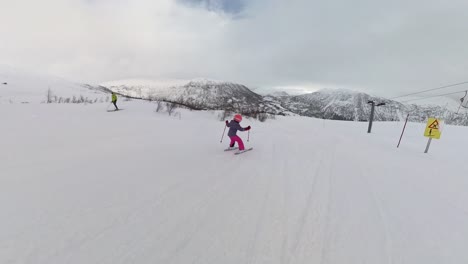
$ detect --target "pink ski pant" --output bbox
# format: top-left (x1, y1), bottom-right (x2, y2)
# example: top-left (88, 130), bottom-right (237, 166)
top-left (229, 135), bottom-right (244, 150)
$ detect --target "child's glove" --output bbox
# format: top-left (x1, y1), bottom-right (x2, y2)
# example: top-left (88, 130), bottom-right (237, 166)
top-left (245, 126), bottom-right (251, 131)
top-left (225, 120), bottom-right (229, 125)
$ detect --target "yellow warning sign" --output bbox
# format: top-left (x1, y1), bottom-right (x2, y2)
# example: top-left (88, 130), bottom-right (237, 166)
top-left (424, 118), bottom-right (442, 139)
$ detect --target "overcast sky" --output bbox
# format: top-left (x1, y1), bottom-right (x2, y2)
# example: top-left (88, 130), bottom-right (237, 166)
top-left (1, 0), bottom-right (468, 96)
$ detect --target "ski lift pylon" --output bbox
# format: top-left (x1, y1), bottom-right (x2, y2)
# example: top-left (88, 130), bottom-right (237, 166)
top-left (457, 90), bottom-right (468, 113)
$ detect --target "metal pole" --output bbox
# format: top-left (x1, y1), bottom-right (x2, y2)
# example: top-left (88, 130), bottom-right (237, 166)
top-left (397, 114), bottom-right (410, 148)
top-left (424, 138), bottom-right (433, 153)
top-left (368, 102), bottom-right (375, 133)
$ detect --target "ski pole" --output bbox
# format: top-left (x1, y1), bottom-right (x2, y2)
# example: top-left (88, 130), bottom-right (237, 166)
top-left (248, 130), bottom-right (250, 142)
top-left (220, 125), bottom-right (227, 143)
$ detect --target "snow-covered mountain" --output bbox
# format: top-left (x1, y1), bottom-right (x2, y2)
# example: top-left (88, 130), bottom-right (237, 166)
top-left (3, 65), bottom-right (466, 126)
top-left (102, 78), bottom-right (290, 115)
top-left (277, 88), bottom-right (468, 125)
top-left (102, 78), bottom-right (468, 125)
top-left (279, 88), bottom-right (402, 121)
top-left (267, 91), bottom-right (290, 97)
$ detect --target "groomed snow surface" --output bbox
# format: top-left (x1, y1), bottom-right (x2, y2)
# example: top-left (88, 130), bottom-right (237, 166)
top-left (1, 101), bottom-right (468, 264)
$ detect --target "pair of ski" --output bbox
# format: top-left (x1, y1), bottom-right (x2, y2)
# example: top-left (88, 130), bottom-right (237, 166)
top-left (224, 147), bottom-right (253, 155)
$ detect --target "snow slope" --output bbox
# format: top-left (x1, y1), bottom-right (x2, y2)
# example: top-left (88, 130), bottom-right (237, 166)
top-left (1, 101), bottom-right (468, 263)
top-left (0, 66), bottom-right (106, 104)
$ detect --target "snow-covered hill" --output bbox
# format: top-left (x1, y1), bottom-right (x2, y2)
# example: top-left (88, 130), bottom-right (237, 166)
top-left (2, 100), bottom-right (468, 263)
top-left (0, 66), bottom-right (107, 104)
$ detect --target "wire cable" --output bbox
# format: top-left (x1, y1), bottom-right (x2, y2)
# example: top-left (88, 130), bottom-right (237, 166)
top-left (390, 81), bottom-right (468, 100)
top-left (400, 90), bottom-right (467, 103)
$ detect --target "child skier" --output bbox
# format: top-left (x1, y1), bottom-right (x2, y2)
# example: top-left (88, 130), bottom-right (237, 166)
top-left (225, 114), bottom-right (251, 152)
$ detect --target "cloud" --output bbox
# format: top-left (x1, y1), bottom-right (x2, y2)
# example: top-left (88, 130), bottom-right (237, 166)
top-left (0, 0), bottom-right (228, 82)
top-left (1, 0), bottom-right (468, 97)
top-left (177, 0), bottom-right (245, 15)
top-left (224, 0), bottom-right (468, 96)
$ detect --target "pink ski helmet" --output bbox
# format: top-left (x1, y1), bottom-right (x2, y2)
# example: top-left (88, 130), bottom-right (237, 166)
top-left (234, 114), bottom-right (242, 122)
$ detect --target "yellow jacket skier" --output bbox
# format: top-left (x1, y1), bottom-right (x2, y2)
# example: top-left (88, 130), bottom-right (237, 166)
top-left (111, 92), bottom-right (119, 110)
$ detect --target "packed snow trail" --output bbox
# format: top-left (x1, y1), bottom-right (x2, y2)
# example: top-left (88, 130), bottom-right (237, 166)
top-left (1, 101), bottom-right (468, 263)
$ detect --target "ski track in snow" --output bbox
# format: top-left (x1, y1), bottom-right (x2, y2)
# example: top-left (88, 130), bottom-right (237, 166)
top-left (2, 102), bottom-right (468, 264)
top-left (359, 165), bottom-right (394, 264)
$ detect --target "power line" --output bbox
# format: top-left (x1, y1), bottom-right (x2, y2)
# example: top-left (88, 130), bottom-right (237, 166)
top-left (400, 90), bottom-right (467, 103)
top-left (390, 81), bottom-right (468, 100)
